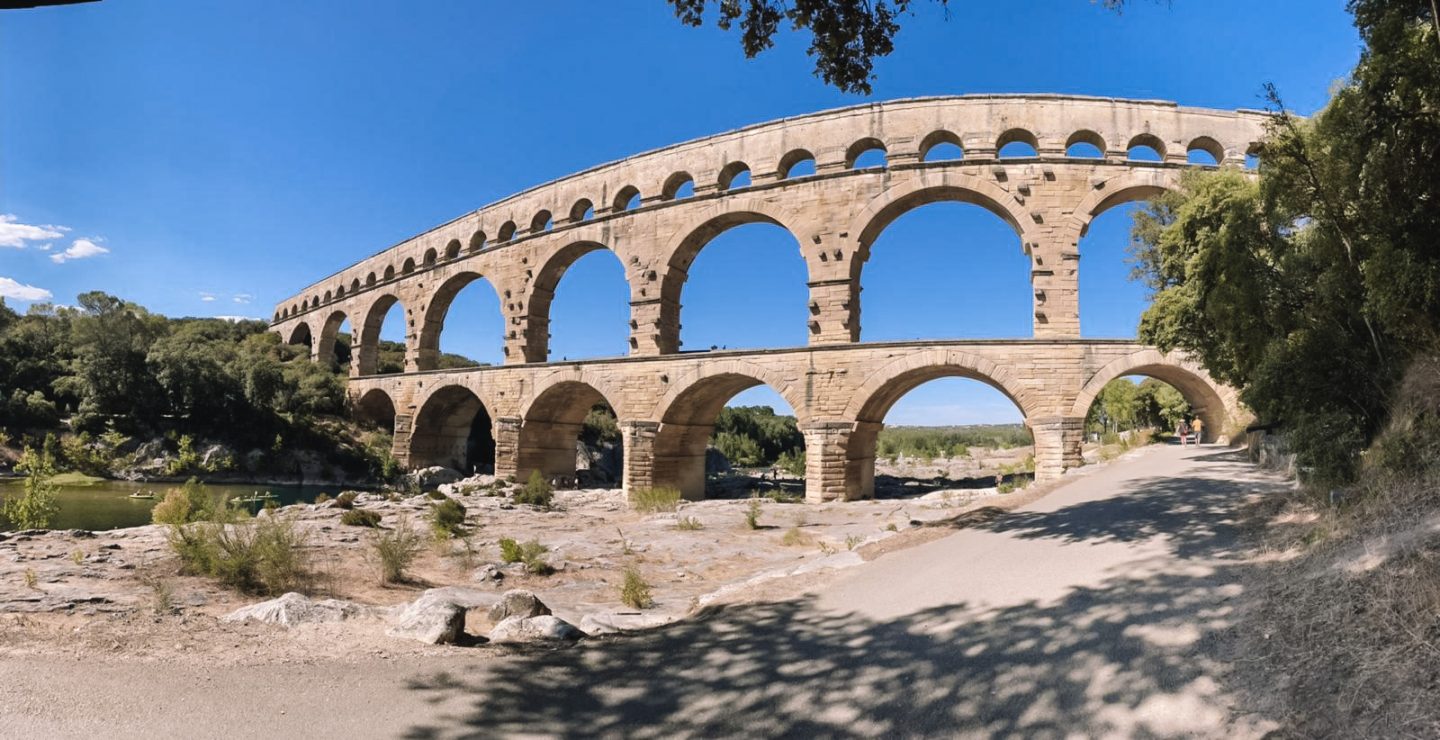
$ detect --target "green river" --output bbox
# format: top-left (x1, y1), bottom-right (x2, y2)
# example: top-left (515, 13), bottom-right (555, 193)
top-left (0, 478), bottom-right (335, 532)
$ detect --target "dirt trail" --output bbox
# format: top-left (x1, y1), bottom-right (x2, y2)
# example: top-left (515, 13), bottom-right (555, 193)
top-left (0, 445), bottom-right (1290, 738)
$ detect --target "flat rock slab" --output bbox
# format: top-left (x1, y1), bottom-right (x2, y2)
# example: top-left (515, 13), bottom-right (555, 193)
top-left (223, 593), bottom-right (370, 628)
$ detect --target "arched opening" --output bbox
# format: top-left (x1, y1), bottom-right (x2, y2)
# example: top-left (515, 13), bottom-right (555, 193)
top-left (1074, 360), bottom-right (1229, 444)
top-left (920, 130), bottom-right (964, 162)
top-left (497, 221), bottom-right (517, 243)
top-left (654, 377), bottom-right (804, 500)
top-left (423, 249), bottom-right (437, 268)
top-left (531, 210), bottom-right (554, 233)
top-left (384, 265), bottom-right (396, 280)
top-left (286, 322), bottom-right (313, 353)
top-left (614, 185), bottom-right (641, 212)
top-left (334, 286), bottom-right (345, 300)
top-left (846, 138), bottom-right (888, 169)
top-left (569, 199), bottom-right (595, 223)
top-left (718, 161), bottom-right (751, 190)
top-left (997, 129), bottom-right (1039, 159)
top-left (357, 295), bottom-right (407, 375)
top-left (1186, 136), bottom-right (1223, 166)
top-left (662, 172), bottom-right (695, 200)
top-left (402, 258), bottom-right (416, 275)
top-left (668, 217), bottom-right (809, 352)
top-left (350, 278), bottom-right (361, 293)
top-left (1127, 134), bottom-right (1166, 163)
top-left (856, 193), bottom-right (1031, 340)
top-left (469, 230), bottom-right (488, 252)
top-left (538, 243), bottom-right (630, 360)
top-left (352, 388), bottom-right (397, 433)
top-left (519, 381), bottom-right (623, 488)
top-left (1079, 203), bottom-right (1151, 338)
top-left (409, 385), bottom-right (495, 474)
top-left (1244, 143), bottom-right (1263, 170)
top-left (365, 273), bottom-right (377, 287)
top-left (418, 272), bottom-right (504, 370)
top-left (1082, 376), bottom-right (1193, 447)
top-left (778, 149), bottom-right (816, 179)
top-left (850, 369), bottom-right (1031, 500)
top-left (316, 310), bottom-right (352, 369)
top-left (444, 239), bottom-right (461, 260)
top-left (1065, 130), bottom-right (1106, 159)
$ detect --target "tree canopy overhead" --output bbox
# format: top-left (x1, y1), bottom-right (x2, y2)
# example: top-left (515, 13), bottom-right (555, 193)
top-left (668, 0), bottom-right (1128, 94)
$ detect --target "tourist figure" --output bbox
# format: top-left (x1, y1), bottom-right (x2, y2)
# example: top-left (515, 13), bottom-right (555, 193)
top-left (1177, 419), bottom-right (1190, 446)
top-left (1192, 417), bottom-right (1205, 444)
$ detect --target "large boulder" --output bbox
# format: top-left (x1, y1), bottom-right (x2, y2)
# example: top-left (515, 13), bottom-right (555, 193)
top-left (488, 614), bottom-right (584, 644)
top-left (387, 587), bottom-right (500, 645)
top-left (486, 589), bottom-right (550, 622)
top-left (222, 592), bottom-right (368, 628)
top-left (408, 466), bottom-right (464, 490)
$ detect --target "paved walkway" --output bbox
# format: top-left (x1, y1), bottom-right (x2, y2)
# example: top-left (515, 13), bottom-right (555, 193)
top-left (0, 445), bottom-right (1290, 738)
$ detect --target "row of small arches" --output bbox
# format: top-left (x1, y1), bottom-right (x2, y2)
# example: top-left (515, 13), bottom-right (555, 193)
top-left (277, 127), bottom-right (1253, 320)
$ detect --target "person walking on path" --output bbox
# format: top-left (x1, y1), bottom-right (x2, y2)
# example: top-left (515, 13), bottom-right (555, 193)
top-left (1192, 417), bottom-right (1204, 444)
top-left (1177, 419), bottom-right (1190, 446)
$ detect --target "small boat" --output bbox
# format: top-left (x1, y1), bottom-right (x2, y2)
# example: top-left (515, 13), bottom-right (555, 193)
top-left (128, 491), bottom-right (156, 500)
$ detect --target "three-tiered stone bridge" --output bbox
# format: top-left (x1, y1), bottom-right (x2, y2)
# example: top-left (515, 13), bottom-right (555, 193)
top-left (269, 94), bottom-right (1263, 502)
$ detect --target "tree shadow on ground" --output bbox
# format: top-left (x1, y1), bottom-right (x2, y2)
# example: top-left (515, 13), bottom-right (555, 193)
top-left (396, 447), bottom-right (1285, 738)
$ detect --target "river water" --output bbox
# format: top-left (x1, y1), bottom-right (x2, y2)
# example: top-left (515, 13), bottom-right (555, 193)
top-left (0, 479), bottom-right (335, 532)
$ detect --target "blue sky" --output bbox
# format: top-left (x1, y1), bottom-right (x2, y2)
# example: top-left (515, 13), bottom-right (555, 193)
top-left (1, 1), bottom-right (1361, 424)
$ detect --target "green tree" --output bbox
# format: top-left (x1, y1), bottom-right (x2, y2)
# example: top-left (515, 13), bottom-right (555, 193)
top-left (1131, 1), bottom-right (1440, 481)
top-left (5, 446), bottom-right (60, 530)
top-left (668, 0), bottom-right (1127, 93)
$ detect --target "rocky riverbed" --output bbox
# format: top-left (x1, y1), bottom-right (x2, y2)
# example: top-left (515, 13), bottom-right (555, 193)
top-left (0, 474), bottom-right (1056, 664)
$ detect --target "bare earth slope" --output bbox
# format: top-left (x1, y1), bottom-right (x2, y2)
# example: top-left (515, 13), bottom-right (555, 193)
top-left (0, 445), bottom-right (1290, 738)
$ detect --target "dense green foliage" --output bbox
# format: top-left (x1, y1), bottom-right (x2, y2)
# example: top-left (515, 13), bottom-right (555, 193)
top-left (1084, 378), bottom-right (1191, 436)
top-left (0, 291), bottom-right (403, 480)
top-left (3, 447), bottom-right (59, 529)
top-left (1131, 2), bottom-right (1440, 482)
top-left (712, 405), bottom-right (804, 467)
top-left (876, 424), bottom-right (1031, 462)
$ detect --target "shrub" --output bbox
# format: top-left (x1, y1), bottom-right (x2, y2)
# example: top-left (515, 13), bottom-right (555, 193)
top-left (151, 489), bottom-right (193, 526)
top-left (6, 446), bottom-right (60, 530)
top-left (166, 515), bottom-right (308, 595)
top-left (430, 497), bottom-right (467, 538)
top-left (676, 516), bottom-right (704, 531)
top-left (845, 534), bottom-right (863, 550)
top-left (775, 449), bottom-right (806, 477)
top-left (629, 486), bottom-right (681, 513)
top-left (340, 509), bottom-right (382, 527)
top-left (333, 491), bottom-right (357, 510)
top-left (744, 498), bottom-right (762, 530)
top-left (499, 537), bottom-right (551, 574)
top-left (620, 567), bottom-right (654, 609)
top-left (313, 493), bottom-right (331, 505)
top-left (781, 527), bottom-right (811, 547)
top-left (425, 490), bottom-right (447, 501)
top-left (515, 470), bottom-right (553, 508)
top-left (370, 517), bottom-right (423, 584)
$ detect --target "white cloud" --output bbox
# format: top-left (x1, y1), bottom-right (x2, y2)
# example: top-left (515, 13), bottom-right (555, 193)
top-left (0, 214), bottom-right (68, 249)
top-left (0, 276), bottom-right (53, 302)
top-left (233, 293), bottom-right (253, 304)
top-left (200, 292), bottom-right (217, 302)
top-left (50, 237), bottom-right (109, 264)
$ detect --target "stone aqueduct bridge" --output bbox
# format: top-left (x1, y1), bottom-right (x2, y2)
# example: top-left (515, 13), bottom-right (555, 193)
top-left (269, 95), bottom-right (1261, 502)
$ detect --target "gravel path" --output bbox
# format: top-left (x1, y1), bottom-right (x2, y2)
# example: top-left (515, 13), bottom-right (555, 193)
top-left (0, 444), bottom-right (1288, 738)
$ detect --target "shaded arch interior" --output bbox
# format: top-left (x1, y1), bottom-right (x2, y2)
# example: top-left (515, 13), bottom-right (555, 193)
top-left (409, 385), bottom-right (495, 473)
top-left (518, 380), bottom-right (617, 482)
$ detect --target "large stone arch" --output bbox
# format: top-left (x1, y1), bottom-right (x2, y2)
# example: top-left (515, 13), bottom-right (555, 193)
top-left (524, 239), bottom-right (630, 363)
top-left (356, 293), bottom-right (405, 376)
top-left (408, 383), bottom-right (498, 473)
top-left (416, 271), bottom-right (503, 371)
top-left (1069, 348), bottom-right (1236, 442)
top-left (516, 374), bottom-right (624, 484)
top-left (315, 309), bottom-right (350, 369)
top-left (351, 387), bottom-right (397, 433)
top-left (648, 359), bottom-right (809, 500)
top-left (1059, 168), bottom-right (1184, 246)
top-left (844, 172), bottom-right (1037, 342)
top-left (839, 348), bottom-right (1036, 500)
top-left (284, 320), bottom-right (314, 350)
top-left (652, 205), bottom-right (806, 355)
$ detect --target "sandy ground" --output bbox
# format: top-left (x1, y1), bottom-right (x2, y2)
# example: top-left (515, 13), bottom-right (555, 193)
top-left (0, 443), bottom-right (1293, 738)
